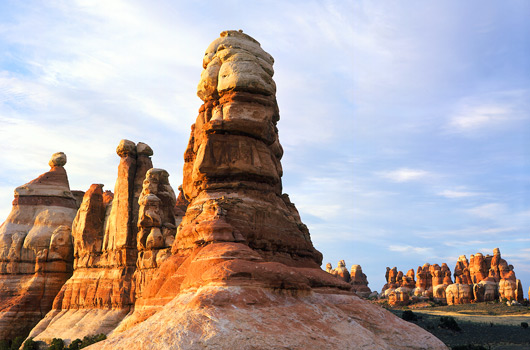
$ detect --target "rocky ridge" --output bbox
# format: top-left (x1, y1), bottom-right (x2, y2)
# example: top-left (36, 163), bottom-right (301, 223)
top-left (379, 248), bottom-right (524, 306)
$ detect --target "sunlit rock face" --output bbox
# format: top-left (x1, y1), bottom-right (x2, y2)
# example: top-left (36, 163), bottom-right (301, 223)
top-left (134, 168), bottom-right (177, 302)
top-left (0, 153), bottom-right (78, 340)
top-left (446, 283), bottom-right (473, 305)
top-left (331, 260), bottom-right (351, 282)
top-left (324, 262), bottom-right (372, 298)
top-left (27, 140), bottom-right (159, 343)
top-left (350, 264), bottom-right (371, 298)
top-left (377, 249), bottom-right (523, 307)
top-left (91, 31), bottom-right (446, 350)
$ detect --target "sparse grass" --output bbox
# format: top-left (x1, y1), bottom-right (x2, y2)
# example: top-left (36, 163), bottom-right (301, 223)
top-left (390, 304), bottom-right (530, 349)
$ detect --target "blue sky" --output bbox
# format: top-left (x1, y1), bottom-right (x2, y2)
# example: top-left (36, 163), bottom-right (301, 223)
top-left (0, 0), bottom-right (528, 294)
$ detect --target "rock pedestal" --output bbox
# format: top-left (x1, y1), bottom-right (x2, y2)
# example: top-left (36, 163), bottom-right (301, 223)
top-left (0, 153), bottom-right (78, 340)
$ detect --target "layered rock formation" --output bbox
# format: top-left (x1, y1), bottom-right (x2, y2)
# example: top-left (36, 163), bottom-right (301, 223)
top-left (325, 261), bottom-right (372, 298)
top-left (350, 264), bottom-right (372, 298)
top-left (27, 140), bottom-right (160, 342)
top-left (330, 260), bottom-right (351, 282)
top-left (0, 153), bottom-right (79, 340)
top-left (87, 31), bottom-right (446, 349)
top-left (379, 248), bottom-right (523, 306)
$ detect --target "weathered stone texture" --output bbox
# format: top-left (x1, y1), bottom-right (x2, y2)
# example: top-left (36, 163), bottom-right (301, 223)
top-left (0, 154), bottom-right (78, 340)
top-left (23, 31), bottom-right (446, 350)
top-left (98, 30), bottom-right (445, 350)
top-left (28, 140), bottom-right (155, 344)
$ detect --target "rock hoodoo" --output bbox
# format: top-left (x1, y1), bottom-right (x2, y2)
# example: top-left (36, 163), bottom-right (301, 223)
top-left (27, 140), bottom-right (162, 342)
top-left (5, 31), bottom-right (449, 349)
top-left (0, 153), bottom-right (79, 341)
top-left (87, 30), bottom-right (446, 350)
top-left (379, 248), bottom-right (524, 306)
top-left (325, 260), bottom-right (372, 298)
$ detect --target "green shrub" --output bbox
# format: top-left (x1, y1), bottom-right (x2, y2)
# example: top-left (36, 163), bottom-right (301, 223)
top-left (48, 338), bottom-right (65, 350)
top-left (401, 310), bottom-right (418, 322)
top-left (439, 316), bottom-right (461, 332)
top-left (67, 339), bottom-right (82, 350)
top-left (22, 338), bottom-right (38, 350)
top-left (11, 336), bottom-right (26, 350)
top-left (79, 334), bottom-right (106, 349)
top-left (522, 322), bottom-right (529, 329)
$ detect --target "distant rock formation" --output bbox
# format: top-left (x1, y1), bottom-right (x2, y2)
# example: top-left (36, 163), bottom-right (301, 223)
top-left (0, 153), bottom-right (79, 341)
top-left (350, 264), bottom-right (372, 298)
top-left (379, 248), bottom-right (523, 306)
top-left (325, 261), bottom-right (372, 298)
top-left (330, 260), bottom-right (351, 282)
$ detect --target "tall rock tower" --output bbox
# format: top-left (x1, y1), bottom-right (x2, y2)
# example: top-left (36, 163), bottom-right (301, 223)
top-left (93, 31), bottom-right (447, 350)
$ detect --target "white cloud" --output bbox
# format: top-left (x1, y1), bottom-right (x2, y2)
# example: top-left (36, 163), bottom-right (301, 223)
top-left (449, 104), bottom-right (513, 130)
top-left (377, 168), bottom-right (431, 182)
top-left (437, 189), bottom-right (481, 198)
top-left (446, 90), bottom-right (529, 134)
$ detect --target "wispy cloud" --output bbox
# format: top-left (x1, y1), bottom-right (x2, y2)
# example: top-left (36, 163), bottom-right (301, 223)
top-left (446, 90), bottom-right (529, 134)
top-left (377, 168), bottom-right (431, 182)
top-left (449, 104), bottom-right (513, 130)
top-left (422, 226), bottom-right (518, 239)
top-left (437, 189), bottom-right (482, 198)
top-left (388, 245), bottom-right (433, 255)
top-left (464, 203), bottom-right (508, 219)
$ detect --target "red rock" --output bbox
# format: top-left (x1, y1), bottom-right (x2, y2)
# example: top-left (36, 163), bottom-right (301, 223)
top-left (0, 153), bottom-right (78, 341)
top-left (515, 279), bottom-right (524, 303)
top-left (27, 31), bottom-right (447, 350)
top-left (99, 31), bottom-right (445, 349)
top-left (469, 253), bottom-right (488, 283)
top-left (349, 264), bottom-right (371, 298)
top-left (331, 260), bottom-right (351, 282)
top-left (388, 287), bottom-right (411, 306)
top-left (28, 141), bottom-right (154, 343)
top-left (446, 283), bottom-right (473, 305)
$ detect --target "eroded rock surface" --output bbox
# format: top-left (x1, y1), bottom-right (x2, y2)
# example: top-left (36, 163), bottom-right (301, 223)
top-left (325, 261), bottom-right (372, 298)
top-left (28, 140), bottom-right (155, 343)
top-left (92, 30), bottom-right (446, 350)
top-left (0, 153), bottom-right (78, 340)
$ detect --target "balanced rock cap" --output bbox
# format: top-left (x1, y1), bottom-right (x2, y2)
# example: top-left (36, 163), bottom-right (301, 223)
top-left (49, 152), bottom-right (67, 167)
top-left (137, 142), bottom-right (153, 156)
top-left (116, 139), bottom-right (137, 157)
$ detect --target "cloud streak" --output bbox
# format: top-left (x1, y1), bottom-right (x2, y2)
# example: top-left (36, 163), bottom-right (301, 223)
top-left (377, 168), bottom-right (432, 182)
